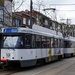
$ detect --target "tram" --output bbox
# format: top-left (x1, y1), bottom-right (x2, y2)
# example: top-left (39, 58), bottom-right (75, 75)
top-left (0, 24), bottom-right (75, 67)
top-left (64, 37), bottom-right (75, 57)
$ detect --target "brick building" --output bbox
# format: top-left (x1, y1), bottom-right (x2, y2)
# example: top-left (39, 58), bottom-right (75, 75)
top-left (13, 10), bottom-right (75, 37)
top-left (13, 10), bottom-right (36, 28)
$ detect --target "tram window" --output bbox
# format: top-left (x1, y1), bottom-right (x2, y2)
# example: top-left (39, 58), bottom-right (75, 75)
top-left (47, 37), bottom-right (50, 48)
top-left (3, 35), bottom-right (24, 48)
top-left (54, 38), bottom-right (58, 48)
top-left (64, 41), bottom-right (70, 48)
top-left (35, 35), bottom-right (41, 48)
top-left (66, 41), bottom-right (70, 48)
top-left (41, 36), bottom-right (47, 48)
top-left (61, 40), bottom-right (64, 48)
top-left (25, 34), bottom-right (31, 48)
top-left (64, 41), bottom-right (67, 48)
top-left (71, 42), bottom-right (74, 48)
top-left (58, 39), bottom-right (61, 48)
top-left (51, 38), bottom-right (54, 47)
top-left (68, 41), bottom-right (71, 48)
top-left (31, 35), bottom-right (35, 48)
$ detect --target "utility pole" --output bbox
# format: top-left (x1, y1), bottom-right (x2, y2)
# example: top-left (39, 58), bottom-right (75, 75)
top-left (67, 18), bottom-right (69, 37)
top-left (30, 0), bottom-right (33, 48)
top-left (30, 0), bottom-right (33, 29)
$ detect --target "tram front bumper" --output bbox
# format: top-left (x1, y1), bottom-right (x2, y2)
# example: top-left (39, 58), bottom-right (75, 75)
top-left (0, 58), bottom-right (8, 62)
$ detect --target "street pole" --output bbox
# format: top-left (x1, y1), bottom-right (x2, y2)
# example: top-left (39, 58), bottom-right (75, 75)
top-left (30, 0), bottom-right (33, 48)
top-left (30, 0), bottom-right (33, 29)
top-left (67, 18), bottom-right (68, 37)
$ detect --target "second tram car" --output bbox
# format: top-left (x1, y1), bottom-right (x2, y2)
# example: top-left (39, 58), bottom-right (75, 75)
top-left (64, 37), bottom-right (75, 57)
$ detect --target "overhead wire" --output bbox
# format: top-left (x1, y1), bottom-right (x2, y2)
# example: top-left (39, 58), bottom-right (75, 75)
top-left (49, 4), bottom-right (75, 6)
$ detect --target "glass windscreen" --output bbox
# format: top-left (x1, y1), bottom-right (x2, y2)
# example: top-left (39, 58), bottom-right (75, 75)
top-left (2, 35), bottom-right (23, 48)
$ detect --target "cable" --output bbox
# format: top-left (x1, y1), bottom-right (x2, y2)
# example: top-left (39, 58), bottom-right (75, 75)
top-left (49, 4), bottom-right (75, 6)
top-left (56, 10), bottom-right (75, 11)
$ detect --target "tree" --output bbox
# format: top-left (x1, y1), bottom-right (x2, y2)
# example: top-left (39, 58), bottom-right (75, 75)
top-left (12, 0), bottom-right (25, 12)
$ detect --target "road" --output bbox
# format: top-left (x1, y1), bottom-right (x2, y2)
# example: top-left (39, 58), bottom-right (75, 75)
top-left (5, 57), bottom-right (75, 75)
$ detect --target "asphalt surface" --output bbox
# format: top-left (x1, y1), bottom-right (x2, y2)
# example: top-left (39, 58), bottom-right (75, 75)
top-left (10, 57), bottom-right (75, 75)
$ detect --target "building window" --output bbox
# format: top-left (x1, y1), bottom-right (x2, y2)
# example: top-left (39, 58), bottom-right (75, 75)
top-left (13, 19), bottom-right (21, 26)
top-left (17, 19), bottom-right (21, 26)
top-left (28, 19), bottom-right (30, 25)
top-left (0, 7), bottom-right (3, 26)
top-left (0, 9), bottom-right (3, 21)
top-left (58, 24), bottom-right (60, 30)
top-left (23, 18), bottom-right (26, 24)
top-left (45, 20), bottom-right (48, 25)
top-left (52, 22), bottom-right (55, 30)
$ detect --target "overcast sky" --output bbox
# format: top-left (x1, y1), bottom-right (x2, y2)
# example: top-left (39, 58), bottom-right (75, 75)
top-left (15, 0), bottom-right (75, 24)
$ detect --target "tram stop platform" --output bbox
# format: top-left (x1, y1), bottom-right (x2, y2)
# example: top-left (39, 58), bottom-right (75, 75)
top-left (59, 65), bottom-right (75, 75)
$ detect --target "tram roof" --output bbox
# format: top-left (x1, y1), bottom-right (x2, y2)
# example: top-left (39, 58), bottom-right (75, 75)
top-left (18, 27), bottom-right (53, 37)
top-left (64, 37), bottom-right (75, 42)
top-left (18, 27), bottom-right (63, 39)
top-left (1, 26), bottom-right (63, 39)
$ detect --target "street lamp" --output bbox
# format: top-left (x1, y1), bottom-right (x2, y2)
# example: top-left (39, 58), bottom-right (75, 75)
top-left (43, 8), bottom-right (56, 11)
top-left (43, 8), bottom-right (57, 21)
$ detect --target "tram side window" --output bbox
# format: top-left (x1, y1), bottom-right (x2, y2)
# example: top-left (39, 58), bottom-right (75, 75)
top-left (58, 39), bottom-right (61, 48)
top-left (25, 34), bottom-right (31, 48)
top-left (47, 37), bottom-right (51, 48)
top-left (41, 36), bottom-right (47, 48)
top-left (71, 42), bottom-right (74, 48)
top-left (68, 41), bottom-right (71, 48)
top-left (51, 38), bottom-right (54, 47)
top-left (61, 40), bottom-right (64, 48)
top-left (54, 38), bottom-right (58, 48)
top-left (64, 41), bottom-right (67, 48)
top-left (66, 41), bottom-right (71, 48)
top-left (36, 35), bottom-right (41, 48)
top-left (64, 41), bottom-right (70, 48)
top-left (31, 35), bottom-right (35, 48)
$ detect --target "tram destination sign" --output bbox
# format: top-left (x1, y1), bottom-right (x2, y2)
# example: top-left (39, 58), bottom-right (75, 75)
top-left (4, 28), bottom-right (18, 33)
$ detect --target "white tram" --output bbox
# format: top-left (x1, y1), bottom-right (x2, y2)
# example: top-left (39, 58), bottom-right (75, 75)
top-left (0, 25), bottom-right (75, 67)
top-left (0, 25), bottom-right (64, 67)
top-left (64, 37), bottom-right (75, 57)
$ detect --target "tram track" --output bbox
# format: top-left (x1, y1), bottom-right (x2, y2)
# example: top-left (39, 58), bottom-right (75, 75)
top-left (58, 64), bottom-right (75, 75)
top-left (0, 67), bottom-right (34, 75)
top-left (0, 68), bottom-right (22, 75)
top-left (0, 57), bottom-right (75, 75)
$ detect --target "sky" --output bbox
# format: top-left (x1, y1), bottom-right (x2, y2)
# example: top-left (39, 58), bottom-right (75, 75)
top-left (15, 0), bottom-right (75, 24)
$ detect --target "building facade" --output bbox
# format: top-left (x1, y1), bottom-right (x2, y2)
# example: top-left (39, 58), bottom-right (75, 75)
top-left (13, 10), bottom-right (75, 37)
top-left (13, 10), bottom-right (36, 28)
top-left (0, 0), bottom-right (12, 27)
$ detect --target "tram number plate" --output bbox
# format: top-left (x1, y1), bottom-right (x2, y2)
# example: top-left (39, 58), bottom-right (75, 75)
top-left (6, 53), bottom-right (10, 57)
